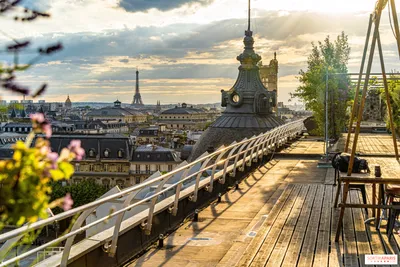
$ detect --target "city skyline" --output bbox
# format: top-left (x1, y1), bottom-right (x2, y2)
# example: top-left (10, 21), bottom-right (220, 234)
top-left (0, 0), bottom-right (397, 104)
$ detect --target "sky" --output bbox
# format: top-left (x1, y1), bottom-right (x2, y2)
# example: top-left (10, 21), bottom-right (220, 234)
top-left (0, 0), bottom-right (399, 105)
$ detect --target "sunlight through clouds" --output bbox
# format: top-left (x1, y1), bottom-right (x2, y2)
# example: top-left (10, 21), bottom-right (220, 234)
top-left (0, 0), bottom-right (398, 105)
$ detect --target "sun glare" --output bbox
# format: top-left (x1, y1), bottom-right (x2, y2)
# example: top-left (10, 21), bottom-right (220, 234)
top-left (255, 0), bottom-right (379, 13)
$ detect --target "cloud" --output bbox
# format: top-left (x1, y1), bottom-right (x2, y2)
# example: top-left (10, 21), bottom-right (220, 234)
top-left (1, 8), bottom-right (398, 105)
top-left (118, 0), bottom-right (214, 12)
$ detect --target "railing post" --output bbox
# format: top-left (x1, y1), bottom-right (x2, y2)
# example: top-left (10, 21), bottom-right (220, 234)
top-left (61, 207), bottom-right (99, 266)
top-left (109, 189), bottom-right (142, 257)
top-left (231, 138), bottom-right (249, 177)
top-left (222, 141), bottom-right (239, 183)
top-left (192, 155), bottom-right (213, 202)
top-left (249, 134), bottom-right (264, 163)
top-left (144, 173), bottom-right (174, 235)
top-left (241, 137), bottom-right (258, 169)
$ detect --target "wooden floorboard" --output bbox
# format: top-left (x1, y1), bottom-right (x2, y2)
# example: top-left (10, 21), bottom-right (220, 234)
top-left (329, 185), bottom-right (344, 267)
top-left (265, 185), bottom-right (310, 267)
top-left (350, 191), bottom-right (372, 267)
top-left (343, 191), bottom-right (360, 267)
top-left (280, 185), bottom-right (318, 267)
top-left (250, 185), bottom-right (302, 266)
top-left (313, 185), bottom-right (332, 267)
top-left (297, 184), bottom-right (325, 267)
top-left (237, 184), bottom-right (295, 267)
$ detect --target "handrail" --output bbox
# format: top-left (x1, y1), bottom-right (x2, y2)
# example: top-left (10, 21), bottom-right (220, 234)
top-left (0, 118), bottom-right (306, 267)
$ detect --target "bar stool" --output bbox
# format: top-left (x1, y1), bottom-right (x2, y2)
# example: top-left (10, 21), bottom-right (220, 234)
top-left (385, 184), bottom-right (400, 238)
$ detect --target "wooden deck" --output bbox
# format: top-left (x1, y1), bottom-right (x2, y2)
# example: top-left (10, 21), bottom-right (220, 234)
top-left (237, 183), bottom-right (400, 267)
top-left (127, 136), bottom-right (400, 267)
top-left (342, 133), bottom-right (400, 156)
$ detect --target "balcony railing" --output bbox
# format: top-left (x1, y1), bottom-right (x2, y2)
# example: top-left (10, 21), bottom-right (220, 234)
top-left (0, 118), bottom-right (306, 267)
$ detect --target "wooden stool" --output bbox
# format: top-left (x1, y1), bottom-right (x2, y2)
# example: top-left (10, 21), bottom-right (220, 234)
top-left (385, 184), bottom-right (400, 238)
top-left (334, 168), bottom-right (368, 215)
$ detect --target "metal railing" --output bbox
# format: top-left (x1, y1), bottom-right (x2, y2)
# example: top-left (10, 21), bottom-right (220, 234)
top-left (0, 119), bottom-right (306, 267)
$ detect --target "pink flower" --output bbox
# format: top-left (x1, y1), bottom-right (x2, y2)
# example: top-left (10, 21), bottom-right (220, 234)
top-left (42, 122), bottom-right (52, 139)
top-left (63, 193), bottom-right (74, 211)
top-left (68, 140), bottom-right (85, 160)
top-left (47, 152), bottom-right (58, 169)
top-left (30, 113), bottom-right (45, 124)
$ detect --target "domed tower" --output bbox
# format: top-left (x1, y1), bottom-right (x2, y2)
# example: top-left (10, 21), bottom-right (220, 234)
top-left (65, 95), bottom-right (72, 110)
top-left (189, 2), bottom-right (284, 161)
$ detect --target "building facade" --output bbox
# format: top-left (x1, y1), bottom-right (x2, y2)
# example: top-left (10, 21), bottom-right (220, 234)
top-left (86, 100), bottom-right (147, 124)
top-left (130, 145), bottom-right (182, 183)
top-left (159, 103), bottom-right (209, 129)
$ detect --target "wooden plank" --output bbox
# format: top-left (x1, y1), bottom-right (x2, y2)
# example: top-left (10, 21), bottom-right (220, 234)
top-left (350, 191), bottom-right (372, 267)
top-left (297, 184), bottom-right (325, 267)
top-left (249, 185), bottom-right (302, 266)
top-left (236, 184), bottom-right (295, 267)
top-left (280, 185), bottom-right (318, 267)
top-left (324, 168), bottom-right (336, 185)
top-left (343, 190), bottom-right (360, 267)
top-left (329, 185), bottom-right (344, 267)
top-left (363, 184), bottom-right (390, 267)
top-left (313, 185), bottom-right (333, 267)
top-left (265, 185), bottom-right (310, 266)
top-left (217, 182), bottom-right (291, 267)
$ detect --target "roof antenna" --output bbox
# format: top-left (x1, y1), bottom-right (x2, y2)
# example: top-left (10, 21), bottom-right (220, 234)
top-left (248, 0), bottom-right (251, 32)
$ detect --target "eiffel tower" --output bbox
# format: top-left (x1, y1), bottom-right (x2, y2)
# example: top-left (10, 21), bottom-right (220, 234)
top-left (132, 69), bottom-right (144, 106)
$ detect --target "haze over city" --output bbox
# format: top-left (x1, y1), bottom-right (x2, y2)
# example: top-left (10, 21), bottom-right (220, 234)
top-left (0, 0), bottom-right (397, 104)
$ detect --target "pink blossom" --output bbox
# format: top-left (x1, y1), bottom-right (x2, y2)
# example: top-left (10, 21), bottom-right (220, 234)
top-left (42, 123), bottom-right (52, 139)
top-left (63, 193), bottom-right (74, 211)
top-left (30, 113), bottom-right (45, 124)
top-left (47, 152), bottom-right (58, 169)
top-left (68, 140), bottom-right (85, 160)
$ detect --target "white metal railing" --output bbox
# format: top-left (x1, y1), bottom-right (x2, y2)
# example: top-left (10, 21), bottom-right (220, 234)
top-left (0, 119), bottom-right (306, 267)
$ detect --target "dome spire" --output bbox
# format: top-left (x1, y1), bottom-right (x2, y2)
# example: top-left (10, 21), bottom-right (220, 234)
top-left (247, 0), bottom-right (251, 32)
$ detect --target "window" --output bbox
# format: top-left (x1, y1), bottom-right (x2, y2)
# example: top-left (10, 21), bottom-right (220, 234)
top-left (145, 165), bottom-right (150, 173)
top-left (136, 164), bottom-right (140, 173)
top-left (168, 165), bottom-right (173, 171)
top-left (88, 149), bottom-right (95, 157)
top-left (102, 179), bottom-right (110, 189)
top-left (104, 164), bottom-right (108, 172)
top-left (117, 165), bottom-right (122, 172)
top-left (104, 149), bottom-right (110, 158)
top-left (135, 177), bottom-right (141, 184)
top-left (116, 179), bottom-right (125, 188)
top-left (89, 164), bottom-right (94, 172)
top-left (117, 149), bottom-right (124, 158)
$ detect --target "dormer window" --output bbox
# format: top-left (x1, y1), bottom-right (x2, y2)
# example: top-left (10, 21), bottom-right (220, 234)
top-left (117, 149), bottom-right (124, 158)
top-left (104, 149), bottom-right (110, 158)
top-left (88, 149), bottom-right (95, 157)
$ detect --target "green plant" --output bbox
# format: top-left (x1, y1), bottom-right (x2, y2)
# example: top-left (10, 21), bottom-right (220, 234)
top-left (50, 180), bottom-right (108, 214)
top-left (0, 113), bottom-right (84, 228)
top-left (293, 32), bottom-right (352, 139)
